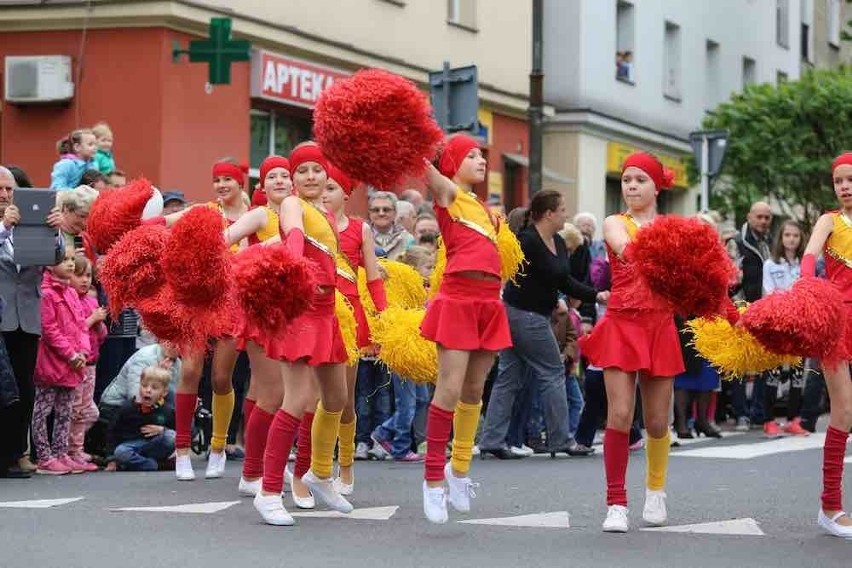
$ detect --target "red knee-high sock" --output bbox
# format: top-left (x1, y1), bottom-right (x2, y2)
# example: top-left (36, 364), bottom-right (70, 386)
top-left (242, 406), bottom-right (273, 480)
top-left (707, 392), bottom-right (717, 423)
top-left (174, 393), bottom-right (197, 450)
top-left (262, 410), bottom-right (301, 494)
top-left (294, 411), bottom-right (315, 479)
top-left (243, 398), bottom-right (256, 432)
top-left (822, 425), bottom-right (849, 511)
top-left (604, 428), bottom-right (630, 507)
top-left (424, 404), bottom-right (454, 482)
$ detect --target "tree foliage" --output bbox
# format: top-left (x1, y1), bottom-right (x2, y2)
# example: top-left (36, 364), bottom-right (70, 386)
top-left (700, 67), bottom-right (852, 230)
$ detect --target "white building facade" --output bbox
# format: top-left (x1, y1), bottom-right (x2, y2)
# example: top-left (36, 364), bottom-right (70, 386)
top-left (543, 0), bottom-right (804, 225)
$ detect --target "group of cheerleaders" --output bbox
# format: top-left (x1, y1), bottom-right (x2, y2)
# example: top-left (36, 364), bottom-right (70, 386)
top-left (147, 136), bottom-right (852, 538)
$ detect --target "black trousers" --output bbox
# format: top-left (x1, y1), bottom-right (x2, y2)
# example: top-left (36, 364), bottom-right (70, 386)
top-left (0, 329), bottom-right (39, 468)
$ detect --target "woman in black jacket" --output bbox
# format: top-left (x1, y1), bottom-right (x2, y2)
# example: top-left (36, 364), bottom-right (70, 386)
top-left (478, 190), bottom-right (607, 458)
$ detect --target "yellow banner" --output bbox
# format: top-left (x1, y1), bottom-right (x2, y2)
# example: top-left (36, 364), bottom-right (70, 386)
top-left (606, 142), bottom-right (688, 189)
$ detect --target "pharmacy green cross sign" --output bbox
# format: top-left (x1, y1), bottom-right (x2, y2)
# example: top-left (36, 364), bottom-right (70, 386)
top-left (172, 18), bottom-right (251, 85)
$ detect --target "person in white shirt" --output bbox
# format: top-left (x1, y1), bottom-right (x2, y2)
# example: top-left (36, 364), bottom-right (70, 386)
top-left (761, 219), bottom-right (809, 437)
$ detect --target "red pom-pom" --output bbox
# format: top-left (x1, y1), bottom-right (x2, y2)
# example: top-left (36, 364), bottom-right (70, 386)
top-left (314, 68), bottom-right (444, 189)
top-left (631, 216), bottom-right (736, 317)
top-left (232, 244), bottom-right (318, 337)
top-left (98, 224), bottom-right (169, 317)
top-left (742, 277), bottom-right (847, 361)
top-left (84, 179), bottom-right (153, 255)
top-left (136, 289), bottom-right (207, 355)
top-left (162, 207), bottom-right (231, 309)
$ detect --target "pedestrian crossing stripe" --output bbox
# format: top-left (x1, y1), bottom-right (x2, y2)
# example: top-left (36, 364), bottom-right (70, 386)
top-left (291, 506), bottom-right (398, 520)
top-left (642, 517), bottom-right (765, 536)
top-left (459, 511), bottom-right (570, 528)
top-left (0, 497), bottom-right (84, 509)
top-left (673, 433), bottom-right (828, 459)
top-left (111, 501), bottom-right (240, 514)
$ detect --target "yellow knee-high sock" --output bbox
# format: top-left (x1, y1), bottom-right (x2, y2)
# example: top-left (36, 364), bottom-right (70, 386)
top-left (646, 431), bottom-right (671, 491)
top-left (210, 390), bottom-right (235, 453)
top-left (337, 419), bottom-right (357, 467)
top-left (450, 400), bottom-right (482, 476)
top-left (311, 403), bottom-right (342, 479)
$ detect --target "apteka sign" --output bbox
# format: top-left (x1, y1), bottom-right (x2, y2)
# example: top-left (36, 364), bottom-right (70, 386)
top-left (251, 50), bottom-right (350, 108)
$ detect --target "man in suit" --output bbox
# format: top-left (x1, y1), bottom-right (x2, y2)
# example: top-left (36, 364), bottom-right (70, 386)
top-left (0, 166), bottom-right (61, 478)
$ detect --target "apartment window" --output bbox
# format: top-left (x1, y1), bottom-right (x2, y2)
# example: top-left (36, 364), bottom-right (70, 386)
top-left (663, 22), bottom-right (681, 100)
top-left (447, 0), bottom-right (477, 31)
top-left (742, 57), bottom-right (757, 88)
top-left (801, 22), bottom-right (811, 60)
top-left (705, 40), bottom-right (721, 110)
top-left (776, 0), bottom-right (790, 48)
top-left (828, 0), bottom-right (841, 47)
top-left (777, 70), bottom-right (789, 84)
top-left (801, 0), bottom-right (813, 61)
top-left (616, 1), bottom-right (635, 83)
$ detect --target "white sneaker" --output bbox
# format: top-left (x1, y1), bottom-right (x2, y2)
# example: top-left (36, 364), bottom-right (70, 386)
top-left (444, 462), bottom-right (478, 513)
top-left (333, 469), bottom-right (354, 496)
top-left (472, 445), bottom-right (481, 456)
top-left (510, 445), bottom-right (534, 457)
top-left (253, 492), bottom-right (295, 526)
top-left (175, 454), bottom-right (195, 481)
top-left (205, 450), bottom-right (226, 479)
top-left (818, 510), bottom-right (852, 538)
top-left (602, 505), bottom-right (629, 533)
top-left (354, 442), bottom-right (369, 461)
top-left (302, 469), bottom-right (353, 513)
top-left (735, 417), bottom-right (750, 432)
top-left (423, 481), bottom-right (448, 524)
top-left (288, 469), bottom-right (315, 509)
top-left (284, 465), bottom-right (293, 488)
top-left (368, 443), bottom-right (388, 461)
top-left (238, 476), bottom-right (261, 497)
top-left (642, 489), bottom-right (667, 526)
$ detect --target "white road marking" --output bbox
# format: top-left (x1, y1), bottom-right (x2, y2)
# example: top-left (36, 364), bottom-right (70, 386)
top-left (673, 433), bottom-right (828, 459)
top-left (111, 500), bottom-right (240, 514)
top-left (0, 497), bottom-right (84, 509)
top-left (290, 506), bottom-right (398, 520)
top-left (642, 517), bottom-right (765, 536)
top-left (459, 511), bottom-right (570, 528)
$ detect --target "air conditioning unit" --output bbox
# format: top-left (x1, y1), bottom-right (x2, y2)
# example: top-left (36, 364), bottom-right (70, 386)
top-left (4, 55), bottom-right (74, 104)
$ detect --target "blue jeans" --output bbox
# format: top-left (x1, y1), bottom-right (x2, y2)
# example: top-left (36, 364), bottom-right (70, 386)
top-left (565, 374), bottom-right (584, 438)
top-left (114, 429), bottom-right (176, 471)
top-left (373, 375), bottom-right (420, 458)
top-left (479, 305), bottom-right (572, 451)
top-left (355, 359), bottom-right (392, 445)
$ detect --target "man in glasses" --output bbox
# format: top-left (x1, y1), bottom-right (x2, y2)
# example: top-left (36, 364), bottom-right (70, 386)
top-left (368, 191), bottom-right (415, 261)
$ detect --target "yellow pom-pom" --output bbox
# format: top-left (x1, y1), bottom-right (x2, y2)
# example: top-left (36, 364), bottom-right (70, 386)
top-left (496, 221), bottom-right (525, 282)
top-left (358, 259), bottom-right (427, 313)
top-left (687, 310), bottom-right (801, 380)
top-left (371, 306), bottom-right (438, 384)
top-left (429, 238), bottom-right (447, 299)
top-left (335, 291), bottom-right (360, 367)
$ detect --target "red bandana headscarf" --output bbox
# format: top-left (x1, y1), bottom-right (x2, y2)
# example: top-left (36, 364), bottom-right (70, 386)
top-left (621, 152), bottom-right (674, 191)
top-left (438, 134), bottom-right (480, 179)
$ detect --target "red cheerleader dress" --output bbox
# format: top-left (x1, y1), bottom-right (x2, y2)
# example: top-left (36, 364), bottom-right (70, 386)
top-left (823, 211), bottom-right (852, 357)
top-left (338, 217), bottom-right (372, 349)
top-left (420, 189), bottom-right (511, 352)
top-left (578, 214), bottom-right (685, 377)
top-left (259, 199), bottom-right (348, 366)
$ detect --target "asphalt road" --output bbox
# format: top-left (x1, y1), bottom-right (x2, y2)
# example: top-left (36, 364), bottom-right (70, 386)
top-left (1, 427), bottom-right (849, 568)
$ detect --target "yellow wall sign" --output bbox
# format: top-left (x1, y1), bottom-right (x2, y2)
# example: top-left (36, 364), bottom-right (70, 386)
top-left (606, 142), bottom-right (688, 189)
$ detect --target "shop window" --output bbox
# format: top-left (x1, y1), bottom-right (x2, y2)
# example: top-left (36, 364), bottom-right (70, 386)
top-left (249, 109), bottom-right (311, 181)
top-left (616, 1), bottom-right (635, 83)
top-left (776, 0), bottom-right (790, 48)
top-left (448, 0), bottom-right (477, 31)
top-left (663, 21), bottom-right (682, 101)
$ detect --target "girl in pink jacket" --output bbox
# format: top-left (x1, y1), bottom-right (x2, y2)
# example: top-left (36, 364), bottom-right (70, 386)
top-left (32, 253), bottom-right (91, 475)
top-left (67, 256), bottom-right (107, 469)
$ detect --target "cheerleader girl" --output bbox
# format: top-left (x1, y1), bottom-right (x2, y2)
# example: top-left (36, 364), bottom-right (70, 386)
top-left (217, 155), bottom-right (291, 496)
top-left (419, 134), bottom-right (513, 524)
top-left (578, 152), bottom-right (685, 533)
top-left (173, 159), bottom-right (248, 481)
top-left (253, 142), bottom-right (353, 526)
top-left (322, 164), bottom-right (387, 495)
top-left (800, 152), bottom-right (852, 538)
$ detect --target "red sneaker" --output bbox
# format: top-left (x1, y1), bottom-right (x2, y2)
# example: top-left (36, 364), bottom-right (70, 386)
top-left (67, 455), bottom-right (98, 472)
top-left (36, 457), bottom-right (71, 475)
top-left (784, 418), bottom-right (810, 436)
top-left (57, 454), bottom-right (85, 474)
top-left (763, 421), bottom-right (781, 438)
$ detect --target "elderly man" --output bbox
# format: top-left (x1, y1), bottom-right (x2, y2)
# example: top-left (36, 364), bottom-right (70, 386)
top-left (0, 166), bottom-right (62, 478)
top-left (396, 200), bottom-right (417, 235)
top-left (573, 212), bottom-right (605, 260)
top-left (369, 191), bottom-right (414, 261)
top-left (726, 200), bottom-right (774, 431)
top-left (399, 188), bottom-right (425, 210)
